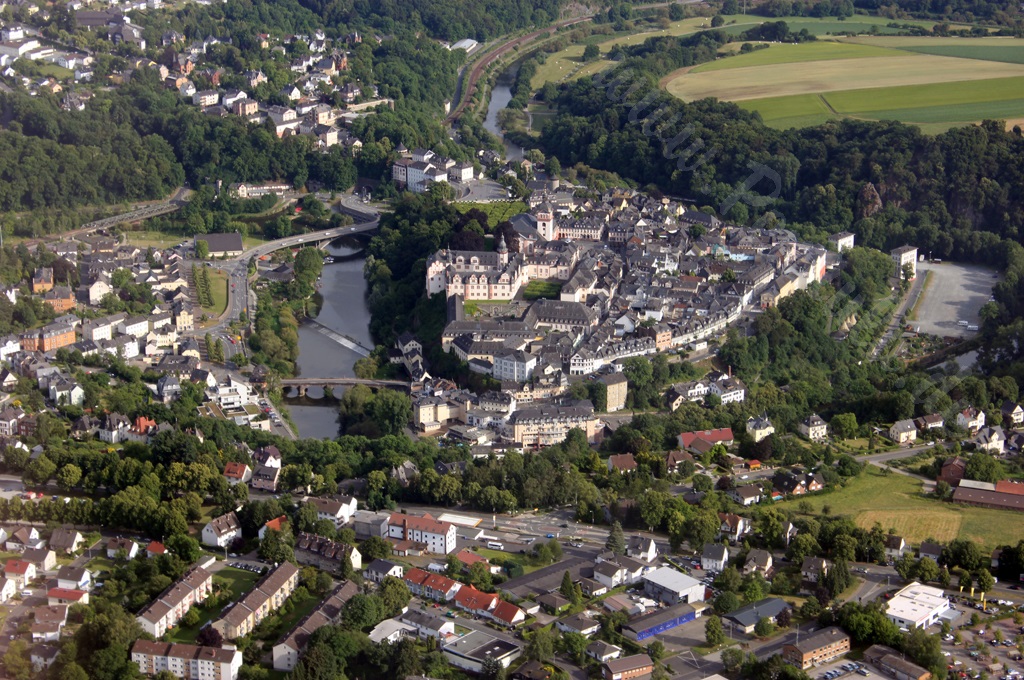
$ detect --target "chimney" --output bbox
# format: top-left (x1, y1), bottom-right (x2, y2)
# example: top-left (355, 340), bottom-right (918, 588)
top-left (728, 365), bottom-right (732, 378)
top-left (403, 518), bottom-right (409, 541)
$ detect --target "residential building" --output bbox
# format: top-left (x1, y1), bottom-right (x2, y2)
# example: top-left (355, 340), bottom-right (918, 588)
top-left (956, 406), bottom-right (985, 434)
top-left (106, 537), bottom-right (139, 560)
top-left (891, 245), bottom-right (918, 279)
top-left (215, 563), bottom-right (300, 639)
top-left (801, 557), bottom-right (831, 583)
top-left (6, 527), bottom-right (44, 552)
top-left (600, 373), bottom-right (628, 412)
top-left (400, 608), bottom-right (456, 640)
top-left (884, 582), bottom-right (949, 629)
top-left (744, 549), bottom-right (773, 577)
top-left (364, 559), bottom-right (403, 583)
top-left (798, 414), bottom-right (828, 441)
top-left (607, 453), bottom-right (637, 473)
top-left (587, 640), bottom-right (623, 663)
top-left (387, 513), bottom-right (458, 555)
top-left (602, 654), bottom-right (654, 680)
top-left (202, 511), bottom-right (242, 548)
top-left (1002, 401), bottom-right (1024, 426)
top-left (305, 495), bottom-right (358, 528)
top-left (884, 535), bottom-right (909, 561)
top-left (294, 532), bottom-right (362, 573)
top-left (828, 232), bottom-right (855, 252)
top-left (746, 415), bottom-right (775, 443)
top-left (5, 559), bottom-right (36, 588)
top-left (642, 567), bottom-right (705, 605)
top-left (22, 548), bottom-right (56, 572)
top-left (718, 512), bottom-right (751, 542)
top-left (31, 605), bottom-right (68, 641)
top-left (223, 462), bottom-right (252, 485)
top-left (56, 566), bottom-right (91, 591)
top-left (725, 597), bottom-right (789, 634)
top-left (47, 588), bottom-right (88, 606)
top-left (677, 428), bottom-right (735, 453)
top-left (507, 401), bottom-right (601, 447)
top-left (728, 485), bottom-right (761, 506)
top-left (135, 567), bottom-right (213, 637)
top-left (626, 536), bottom-right (657, 562)
top-left (403, 568), bottom-right (462, 602)
top-left (250, 465), bottom-right (280, 492)
top-left (130, 640), bottom-right (243, 680)
top-left (48, 528), bottom-right (83, 555)
top-left (701, 544), bottom-right (728, 572)
top-left (889, 419), bottom-right (917, 444)
top-left (272, 581), bottom-right (357, 671)
top-left (782, 627), bottom-right (850, 669)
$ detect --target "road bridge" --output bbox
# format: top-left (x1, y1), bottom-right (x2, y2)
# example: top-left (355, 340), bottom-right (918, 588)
top-left (280, 376), bottom-right (411, 397)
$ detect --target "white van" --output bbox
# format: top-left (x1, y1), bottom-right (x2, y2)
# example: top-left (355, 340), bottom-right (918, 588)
top-left (958, 320), bottom-right (969, 327)
top-left (486, 541), bottom-right (504, 551)
top-left (968, 325), bottom-right (979, 331)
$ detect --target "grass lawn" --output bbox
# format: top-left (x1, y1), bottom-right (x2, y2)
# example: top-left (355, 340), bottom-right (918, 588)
top-left (453, 201), bottom-right (528, 226)
top-left (213, 566), bottom-right (262, 600)
top-left (38, 63), bottom-right (72, 79)
top-left (200, 268), bottom-right (229, 318)
top-left (475, 547), bottom-right (548, 574)
top-left (523, 280), bottom-right (563, 300)
top-left (85, 556), bottom-right (116, 575)
top-left (265, 591), bottom-right (322, 642)
top-left (778, 466), bottom-right (1022, 548)
top-left (123, 230), bottom-right (188, 249)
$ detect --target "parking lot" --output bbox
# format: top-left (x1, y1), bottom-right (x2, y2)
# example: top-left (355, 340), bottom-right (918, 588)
top-left (941, 614), bottom-right (1024, 680)
top-left (912, 261), bottom-right (998, 338)
top-left (813, 660), bottom-right (878, 680)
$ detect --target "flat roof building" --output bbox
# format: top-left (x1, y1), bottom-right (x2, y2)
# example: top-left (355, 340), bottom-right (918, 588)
top-left (885, 582), bottom-right (949, 629)
top-left (641, 567), bottom-right (704, 606)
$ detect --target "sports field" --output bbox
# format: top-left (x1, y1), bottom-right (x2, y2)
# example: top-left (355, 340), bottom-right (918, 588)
top-left (779, 466), bottom-right (1022, 549)
top-left (662, 35), bottom-right (1024, 131)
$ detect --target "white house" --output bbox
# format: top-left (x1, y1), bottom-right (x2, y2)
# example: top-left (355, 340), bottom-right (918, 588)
top-left (884, 535), bottom-right (909, 561)
top-left (957, 406), bottom-right (985, 434)
top-left (387, 513), bottom-right (458, 555)
top-left (889, 420), bottom-right (917, 444)
top-left (701, 544), bottom-right (729, 572)
top-left (626, 536), bottom-right (657, 563)
top-left (798, 414), bottom-right (828, 441)
top-left (305, 496), bottom-right (358, 528)
top-left (202, 511), bottom-right (242, 548)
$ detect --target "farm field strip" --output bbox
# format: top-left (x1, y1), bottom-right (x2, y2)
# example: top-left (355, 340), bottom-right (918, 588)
top-left (665, 54), bottom-right (1024, 101)
top-left (690, 40), bottom-right (909, 72)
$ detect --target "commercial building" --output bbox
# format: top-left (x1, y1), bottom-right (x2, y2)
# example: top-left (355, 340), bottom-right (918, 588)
top-left (507, 401), bottom-right (601, 447)
top-left (387, 512), bottom-right (458, 555)
top-left (884, 582), bottom-right (950, 629)
top-left (622, 603), bottom-right (699, 642)
top-left (442, 630), bottom-right (521, 673)
top-left (864, 644), bottom-right (932, 680)
top-left (782, 627), bottom-right (850, 669)
top-left (130, 640), bottom-right (243, 680)
top-left (641, 567), bottom-right (705, 606)
top-left (724, 598), bottom-right (789, 634)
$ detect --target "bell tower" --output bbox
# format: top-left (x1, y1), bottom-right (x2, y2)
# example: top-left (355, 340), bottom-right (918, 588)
top-left (535, 202), bottom-right (555, 241)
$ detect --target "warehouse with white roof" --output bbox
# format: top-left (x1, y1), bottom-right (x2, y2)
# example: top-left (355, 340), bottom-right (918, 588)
top-left (885, 582), bottom-right (950, 629)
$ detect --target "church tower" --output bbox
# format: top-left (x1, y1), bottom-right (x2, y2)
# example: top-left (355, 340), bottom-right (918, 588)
top-left (535, 202), bottom-right (555, 241)
top-left (496, 232), bottom-right (509, 266)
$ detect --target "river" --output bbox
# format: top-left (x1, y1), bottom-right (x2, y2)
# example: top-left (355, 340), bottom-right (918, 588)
top-left (484, 71), bottom-right (523, 161)
top-left (285, 236), bottom-right (373, 439)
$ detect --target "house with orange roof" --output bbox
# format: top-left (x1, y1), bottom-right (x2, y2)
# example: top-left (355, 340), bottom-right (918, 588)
top-left (47, 587), bottom-right (89, 606)
top-left (403, 568), bottom-right (462, 602)
top-left (456, 549), bottom-right (500, 575)
top-left (454, 585), bottom-right (498, 616)
top-left (146, 541), bottom-right (167, 558)
top-left (224, 461), bottom-right (253, 485)
top-left (259, 515), bottom-right (288, 540)
top-left (5, 559), bottom-right (36, 588)
top-left (491, 599), bottom-right (526, 628)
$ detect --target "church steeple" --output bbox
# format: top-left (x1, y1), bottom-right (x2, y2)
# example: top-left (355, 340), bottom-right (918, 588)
top-left (497, 232), bottom-right (509, 265)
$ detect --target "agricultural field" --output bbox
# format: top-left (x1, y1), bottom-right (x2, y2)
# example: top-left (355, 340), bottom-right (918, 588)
top-left (529, 14), bottom-right (958, 91)
top-left (779, 466), bottom-right (1021, 549)
top-left (663, 35), bottom-right (1024, 132)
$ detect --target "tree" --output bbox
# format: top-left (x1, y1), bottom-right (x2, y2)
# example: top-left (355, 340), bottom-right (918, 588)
top-left (480, 655), bottom-right (504, 680)
top-left (965, 453), bottom-right (1004, 483)
top-left (366, 389), bottom-right (412, 436)
top-left (606, 520), bottom-right (626, 555)
top-left (705, 615), bottom-right (726, 647)
top-left (526, 627), bottom-right (556, 661)
top-left (197, 625), bottom-right (223, 647)
top-left (977, 568), bottom-right (996, 594)
top-left (560, 570), bottom-right (575, 600)
top-left (830, 413), bottom-right (858, 439)
top-left (379, 576), bottom-right (412, 617)
top-left (711, 14), bottom-right (725, 26)
top-left (800, 596), bottom-right (821, 618)
top-left (916, 557), bottom-right (940, 583)
top-left (469, 562), bottom-right (493, 591)
top-left (195, 240), bottom-right (209, 260)
top-left (895, 553), bottom-right (916, 581)
top-left (56, 463), bottom-right (82, 491)
top-left (182, 608), bottom-right (201, 627)
top-left (776, 607), bottom-right (792, 628)
top-left (361, 536), bottom-right (392, 560)
top-left (647, 641), bottom-right (666, 662)
top-left (258, 526), bottom-right (294, 564)
top-left (754, 617), bottom-right (776, 637)
top-left (561, 631), bottom-right (588, 664)
top-left (582, 44), bottom-right (600, 62)
top-left (714, 591), bottom-right (740, 614)
top-left (721, 647), bottom-right (744, 672)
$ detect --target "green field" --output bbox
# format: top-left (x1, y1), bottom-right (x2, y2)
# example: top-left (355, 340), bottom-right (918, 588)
top-left (199, 268), bottom-right (229, 318)
top-left (664, 35), bottom-right (1024, 132)
top-left (778, 466), bottom-right (1023, 549)
top-left (523, 280), bottom-right (563, 300)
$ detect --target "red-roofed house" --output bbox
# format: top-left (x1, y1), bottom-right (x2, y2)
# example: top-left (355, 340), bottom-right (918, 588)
top-left (47, 587), bottom-right (89, 605)
top-left (259, 515), bottom-right (289, 540)
top-left (678, 428), bottom-right (734, 453)
top-left (145, 541), bottom-right (166, 558)
top-left (224, 461), bottom-right (253, 485)
top-left (491, 599), bottom-right (526, 628)
top-left (5, 559), bottom-right (36, 588)
top-left (404, 568), bottom-right (462, 601)
top-left (454, 585), bottom-right (498, 616)
top-left (456, 549), bottom-right (500, 574)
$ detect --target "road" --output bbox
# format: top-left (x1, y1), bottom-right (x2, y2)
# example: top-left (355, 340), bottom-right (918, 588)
top-left (872, 274), bottom-right (927, 358)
